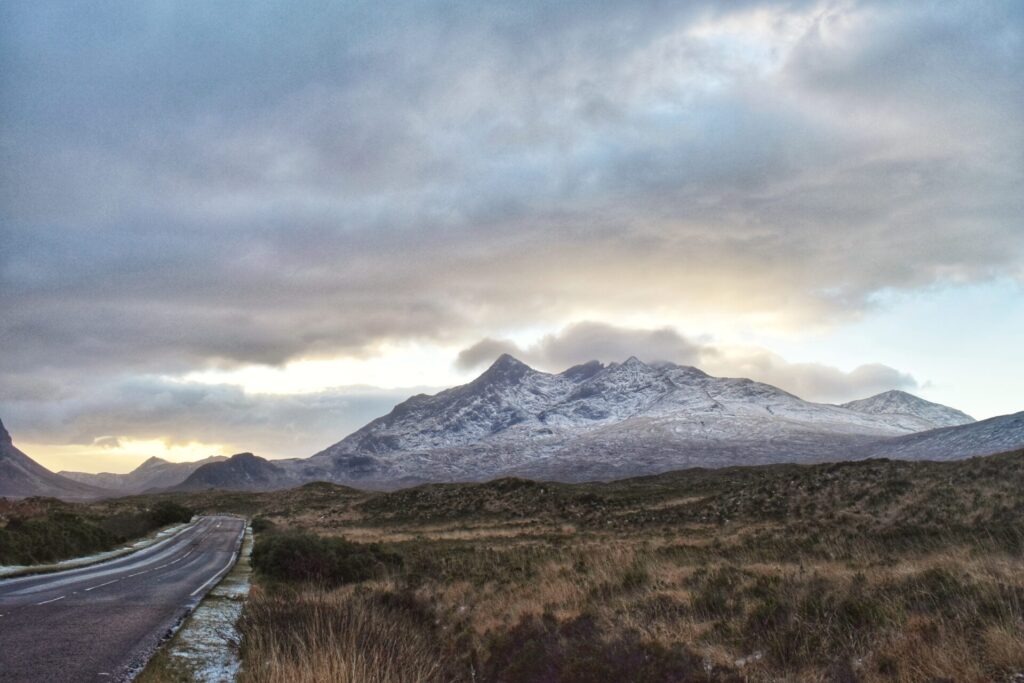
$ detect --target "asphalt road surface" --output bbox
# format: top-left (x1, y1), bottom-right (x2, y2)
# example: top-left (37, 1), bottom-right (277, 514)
top-left (0, 515), bottom-right (246, 682)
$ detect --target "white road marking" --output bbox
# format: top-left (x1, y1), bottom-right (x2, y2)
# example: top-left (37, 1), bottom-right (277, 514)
top-left (189, 527), bottom-right (243, 597)
top-left (84, 579), bottom-right (119, 592)
top-left (0, 519), bottom-right (203, 590)
top-left (4, 523), bottom-right (209, 596)
top-left (35, 595), bottom-right (65, 605)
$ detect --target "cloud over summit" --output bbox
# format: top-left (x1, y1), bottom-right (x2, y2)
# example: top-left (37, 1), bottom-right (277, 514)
top-left (456, 321), bottom-right (917, 403)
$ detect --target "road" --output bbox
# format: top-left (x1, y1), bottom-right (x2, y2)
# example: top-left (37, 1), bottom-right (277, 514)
top-left (0, 515), bottom-right (246, 682)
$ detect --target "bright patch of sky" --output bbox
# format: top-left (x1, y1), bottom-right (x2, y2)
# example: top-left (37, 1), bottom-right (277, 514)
top-left (745, 279), bottom-right (1024, 419)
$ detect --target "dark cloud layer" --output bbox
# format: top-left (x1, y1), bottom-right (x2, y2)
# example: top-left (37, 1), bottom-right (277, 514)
top-left (458, 322), bottom-right (705, 371)
top-left (1, 376), bottom-right (416, 459)
top-left (1, 1), bottom-right (1021, 442)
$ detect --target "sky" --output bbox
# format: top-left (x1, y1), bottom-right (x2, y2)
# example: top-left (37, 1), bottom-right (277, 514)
top-left (1, 1), bottom-right (1022, 473)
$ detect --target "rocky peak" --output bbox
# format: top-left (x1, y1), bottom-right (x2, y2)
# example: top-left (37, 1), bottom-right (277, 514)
top-left (560, 360), bottom-right (605, 382)
top-left (841, 390), bottom-right (974, 429)
top-left (472, 353), bottom-right (536, 387)
top-left (230, 452), bottom-right (258, 462)
top-left (133, 455), bottom-right (170, 472)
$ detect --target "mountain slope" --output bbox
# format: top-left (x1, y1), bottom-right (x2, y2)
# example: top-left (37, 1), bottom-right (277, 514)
top-left (60, 455), bottom-right (227, 494)
top-left (0, 418), bottom-right (109, 500)
top-left (310, 355), bottom-right (1005, 487)
top-left (864, 411), bottom-right (1024, 461)
top-left (841, 389), bottom-right (975, 431)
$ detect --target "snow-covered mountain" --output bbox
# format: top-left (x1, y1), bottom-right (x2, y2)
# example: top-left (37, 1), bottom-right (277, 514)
top-left (0, 418), bottom-right (109, 500)
top-left (306, 355), bottom-right (1017, 487)
top-left (9, 357), bottom-right (1018, 497)
top-left (841, 389), bottom-right (974, 431)
top-left (60, 455), bottom-right (228, 494)
top-left (864, 411), bottom-right (1024, 461)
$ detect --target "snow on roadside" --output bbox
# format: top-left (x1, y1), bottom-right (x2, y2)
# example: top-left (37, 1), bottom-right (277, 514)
top-left (0, 519), bottom-right (196, 579)
top-left (155, 525), bottom-right (254, 682)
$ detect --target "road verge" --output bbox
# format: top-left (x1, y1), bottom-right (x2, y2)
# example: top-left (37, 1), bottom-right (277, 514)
top-left (137, 522), bottom-right (254, 682)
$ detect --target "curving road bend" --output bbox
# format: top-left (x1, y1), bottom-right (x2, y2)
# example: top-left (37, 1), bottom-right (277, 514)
top-left (0, 515), bottom-right (246, 682)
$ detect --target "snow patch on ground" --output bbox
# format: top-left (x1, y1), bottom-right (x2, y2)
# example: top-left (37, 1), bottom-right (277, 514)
top-left (157, 525), bottom-right (253, 682)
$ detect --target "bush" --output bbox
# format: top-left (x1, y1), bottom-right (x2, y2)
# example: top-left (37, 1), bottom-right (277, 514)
top-left (148, 501), bottom-right (194, 527)
top-left (481, 612), bottom-right (715, 683)
top-left (0, 502), bottom-right (194, 567)
top-left (250, 516), bottom-right (276, 534)
top-left (251, 531), bottom-right (401, 586)
top-left (0, 513), bottom-right (116, 565)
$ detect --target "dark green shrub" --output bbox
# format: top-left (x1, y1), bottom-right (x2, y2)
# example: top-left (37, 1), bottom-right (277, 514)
top-left (481, 612), bottom-right (716, 683)
top-left (148, 501), bottom-right (194, 527)
top-left (250, 516), bottom-right (276, 534)
top-left (0, 513), bottom-right (115, 565)
top-left (251, 531), bottom-right (401, 586)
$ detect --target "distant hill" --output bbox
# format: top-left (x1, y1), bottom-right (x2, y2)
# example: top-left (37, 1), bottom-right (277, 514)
top-left (0, 418), bottom-right (109, 500)
top-left (171, 452), bottom-right (300, 492)
top-left (60, 455), bottom-right (227, 494)
top-left (841, 389), bottom-right (975, 431)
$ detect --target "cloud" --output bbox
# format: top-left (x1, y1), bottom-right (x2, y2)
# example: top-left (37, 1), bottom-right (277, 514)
top-left (0, 0), bottom-right (1021, 464)
top-left (456, 339), bottom-right (521, 371)
top-left (0, 376), bottom-right (422, 461)
top-left (92, 436), bottom-right (122, 449)
top-left (706, 351), bottom-right (917, 403)
top-left (457, 322), bottom-right (703, 371)
top-left (455, 321), bottom-right (916, 403)
top-left (2, 0), bottom-right (1022, 393)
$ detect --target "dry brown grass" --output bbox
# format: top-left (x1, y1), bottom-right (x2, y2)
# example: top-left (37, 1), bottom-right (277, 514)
top-left (231, 451), bottom-right (1024, 682)
top-left (238, 533), bottom-right (1024, 681)
top-left (238, 586), bottom-right (453, 683)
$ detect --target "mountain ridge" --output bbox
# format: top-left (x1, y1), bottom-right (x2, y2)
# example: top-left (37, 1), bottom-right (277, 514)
top-left (60, 455), bottom-right (229, 494)
top-left (6, 357), bottom-right (1021, 497)
top-left (305, 355), bottom-right (1017, 488)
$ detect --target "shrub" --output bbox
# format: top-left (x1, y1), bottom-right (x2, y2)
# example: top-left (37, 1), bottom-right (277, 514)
top-left (0, 513), bottom-right (115, 565)
top-left (251, 531), bottom-right (401, 586)
top-left (148, 501), bottom-right (194, 527)
top-left (250, 516), bottom-right (276, 534)
top-left (481, 612), bottom-right (715, 683)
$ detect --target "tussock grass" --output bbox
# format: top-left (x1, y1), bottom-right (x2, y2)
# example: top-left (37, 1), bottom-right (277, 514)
top-left (227, 450), bottom-right (1024, 681)
top-left (238, 586), bottom-right (455, 683)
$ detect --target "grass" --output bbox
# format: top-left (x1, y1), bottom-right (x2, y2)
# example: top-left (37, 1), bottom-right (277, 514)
top-left (237, 587), bottom-right (459, 683)
top-left (226, 449), bottom-right (1024, 682)
top-left (12, 450), bottom-right (1024, 680)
